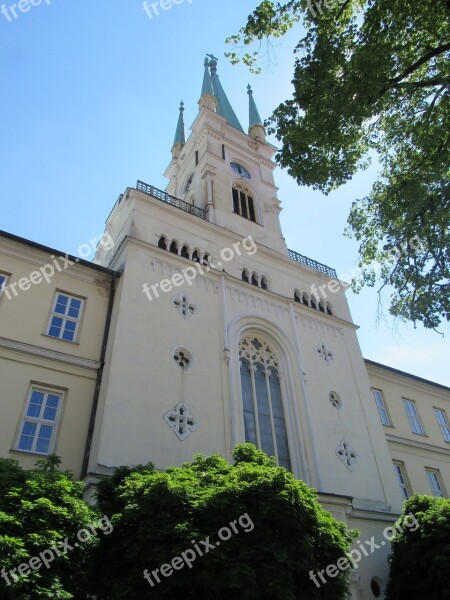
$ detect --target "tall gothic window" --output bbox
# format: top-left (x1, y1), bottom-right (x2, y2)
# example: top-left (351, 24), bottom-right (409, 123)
top-left (232, 186), bottom-right (256, 223)
top-left (239, 336), bottom-right (291, 470)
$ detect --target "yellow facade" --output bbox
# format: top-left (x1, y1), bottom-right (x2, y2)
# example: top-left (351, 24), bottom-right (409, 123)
top-left (0, 232), bottom-right (118, 478)
top-left (367, 360), bottom-right (450, 499)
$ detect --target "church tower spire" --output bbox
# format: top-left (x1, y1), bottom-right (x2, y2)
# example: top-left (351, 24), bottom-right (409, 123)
top-left (199, 57), bottom-right (216, 111)
top-left (171, 101), bottom-right (186, 159)
top-left (207, 55), bottom-right (244, 133)
top-left (247, 84), bottom-right (266, 141)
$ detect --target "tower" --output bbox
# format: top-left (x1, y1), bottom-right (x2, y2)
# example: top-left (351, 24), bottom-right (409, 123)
top-left (89, 56), bottom-right (403, 599)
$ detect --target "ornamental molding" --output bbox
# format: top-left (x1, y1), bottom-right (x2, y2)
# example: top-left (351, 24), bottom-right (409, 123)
top-left (164, 402), bottom-right (199, 441)
top-left (150, 258), bottom-right (218, 294)
top-left (316, 342), bottom-right (335, 365)
top-left (239, 336), bottom-right (279, 371)
top-left (226, 286), bottom-right (289, 320)
top-left (336, 438), bottom-right (359, 471)
top-left (0, 336), bottom-right (100, 371)
top-left (300, 314), bottom-right (344, 340)
top-left (170, 294), bottom-right (198, 319)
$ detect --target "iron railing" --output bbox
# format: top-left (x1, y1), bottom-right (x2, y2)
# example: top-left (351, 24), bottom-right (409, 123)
top-left (288, 249), bottom-right (337, 278)
top-left (136, 181), bottom-right (336, 277)
top-left (136, 181), bottom-right (207, 220)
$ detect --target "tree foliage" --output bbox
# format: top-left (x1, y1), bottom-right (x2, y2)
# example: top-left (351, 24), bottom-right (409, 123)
top-left (227, 0), bottom-right (450, 329)
top-left (91, 444), bottom-right (355, 600)
top-left (0, 456), bottom-right (98, 599)
top-left (386, 494), bottom-right (450, 600)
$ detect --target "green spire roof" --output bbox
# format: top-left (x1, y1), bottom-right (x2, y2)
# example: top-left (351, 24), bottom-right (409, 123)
top-left (207, 55), bottom-right (244, 134)
top-left (173, 101), bottom-right (186, 146)
top-left (201, 57), bottom-right (214, 97)
top-left (247, 84), bottom-right (263, 128)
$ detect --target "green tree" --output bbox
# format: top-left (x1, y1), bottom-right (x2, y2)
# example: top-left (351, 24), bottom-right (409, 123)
top-left (91, 444), bottom-right (355, 600)
top-left (227, 0), bottom-right (450, 330)
top-left (386, 495), bottom-right (450, 600)
top-left (0, 456), bottom-right (99, 599)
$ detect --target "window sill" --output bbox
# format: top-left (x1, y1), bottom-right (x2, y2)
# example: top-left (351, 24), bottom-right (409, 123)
top-left (41, 334), bottom-right (80, 346)
top-left (9, 448), bottom-right (51, 458)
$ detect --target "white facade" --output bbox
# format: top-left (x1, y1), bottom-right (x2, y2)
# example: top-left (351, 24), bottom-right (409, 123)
top-left (85, 59), bottom-right (406, 599)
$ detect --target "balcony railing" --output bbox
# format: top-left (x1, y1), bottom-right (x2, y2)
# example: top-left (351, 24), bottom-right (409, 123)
top-left (288, 249), bottom-right (337, 278)
top-left (136, 181), bottom-right (336, 278)
top-left (136, 181), bottom-right (207, 220)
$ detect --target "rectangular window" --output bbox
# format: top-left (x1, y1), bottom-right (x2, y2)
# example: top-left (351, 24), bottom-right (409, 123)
top-left (0, 272), bottom-right (9, 298)
top-left (15, 386), bottom-right (63, 455)
top-left (434, 408), bottom-right (450, 442)
top-left (426, 468), bottom-right (446, 497)
top-left (393, 461), bottom-right (411, 500)
top-left (46, 292), bottom-right (84, 342)
top-left (403, 399), bottom-right (425, 435)
top-left (222, 144), bottom-right (226, 160)
top-left (195, 150), bottom-right (199, 166)
top-left (373, 389), bottom-right (391, 426)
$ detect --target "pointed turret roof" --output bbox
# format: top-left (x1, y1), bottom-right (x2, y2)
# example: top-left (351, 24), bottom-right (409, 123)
top-left (247, 84), bottom-right (263, 128)
top-left (201, 57), bottom-right (214, 97)
top-left (207, 55), bottom-right (244, 134)
top-left (173, 101), bottom-right (186, 147)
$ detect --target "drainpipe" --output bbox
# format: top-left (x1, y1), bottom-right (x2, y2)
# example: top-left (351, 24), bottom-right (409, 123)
top-left (81, 274), bottom-right (117, 479)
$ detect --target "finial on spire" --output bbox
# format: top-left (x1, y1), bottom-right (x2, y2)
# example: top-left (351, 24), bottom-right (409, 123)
top-left (200, 57), bottom-right (214, 99)
top-left (207, 55), bottom-right (244, 133)
top-left (247, 84), bottom-right (266, 140)
top-left (172, 100), bottom-right (186, 158)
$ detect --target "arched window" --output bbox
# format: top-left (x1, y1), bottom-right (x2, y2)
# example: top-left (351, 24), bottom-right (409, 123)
top-left (242, 270), bottom-right (249, 283)
top-left (232, 186), bottom-right (256, 223)
top-left (169, 241), bottom-right (178, 255)
top-left (310, 296), bottom-right (317, 310)
top-left (294, 290), bottom-right (301, 303)
top-left (319, 300), bottom-right (325, 313)
top-left (192, 250), bottom-right (199, 263)
top-left (301, 293), bottom-right (309, 307)
top-left (184, 173), bottom-right (194, 194)
top-left (181, 245), bottom-right (189, 259)
top-left (251, 274), bottom-right (258, 287)
top-left (326, 304), bottom-right (333, 316)
top-left (158, 236), bottom-right (167, 250)
top-left (239, 336), bottom-right (291, 470)
top-left (203, 254), bottom-right (209, 265)
top-left (261, 277), bottom-right (268, 290)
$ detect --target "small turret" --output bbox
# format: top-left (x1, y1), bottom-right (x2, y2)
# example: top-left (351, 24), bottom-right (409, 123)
top-left (171, 101), bottom-right (186, 159)
top-left (247, 85), bottom-right (266, 141)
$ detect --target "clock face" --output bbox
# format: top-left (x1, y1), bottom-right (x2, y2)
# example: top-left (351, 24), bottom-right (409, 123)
top-left (230, 162), bottom-right (251, 179)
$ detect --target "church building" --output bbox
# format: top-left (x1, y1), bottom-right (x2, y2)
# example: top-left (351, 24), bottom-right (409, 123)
top-left (1, 56), bottom-right (449, 600)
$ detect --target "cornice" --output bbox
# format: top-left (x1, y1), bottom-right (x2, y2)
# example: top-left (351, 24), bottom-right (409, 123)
top-left (0, 337), bottom-right (101, 371)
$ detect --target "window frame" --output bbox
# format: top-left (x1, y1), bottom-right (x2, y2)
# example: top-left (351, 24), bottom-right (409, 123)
top-left (433, 408), bottom-right (450, 443)
top-left (0, 271), bottom-right (10, 299)
top-left (239, 337), bottom-right (292, 471)
top-left (372, 389), bottom-right (392, 427)
top-left (45, 290), bottom-right (86, 343)
top-left (14, 384), bottom-right (65, 456)
top-left (402, 398), bottom-right (425, 435)
top-left (232, 185), bottom-right (257, 223)
top-left (425, 468), bottom-right (446, 497)
top-left (393, 460), bottom-right (411, 500)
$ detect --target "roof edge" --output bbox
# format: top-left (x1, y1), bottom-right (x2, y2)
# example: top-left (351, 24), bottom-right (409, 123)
top-left (0, 230), bottom-right (120, 278)
top-left (364, 358), bottom-right (450, 393)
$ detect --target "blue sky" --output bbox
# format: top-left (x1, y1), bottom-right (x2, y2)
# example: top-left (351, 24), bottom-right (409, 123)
top-left (1, 0), bottom-right (449, 385)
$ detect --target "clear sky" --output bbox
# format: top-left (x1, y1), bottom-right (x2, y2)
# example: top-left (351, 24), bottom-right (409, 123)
top-left (1, 0), bottom-right (449, 385)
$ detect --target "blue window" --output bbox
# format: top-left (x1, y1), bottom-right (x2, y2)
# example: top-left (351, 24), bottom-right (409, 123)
top-left (0, 273), bottom-right (8, 297)
top-left (239, 336), bottom-right (291, 470)
top-left (47, 292), bottom-right (84, 342)
top-left (16, 388), bottom-right (62, 455)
